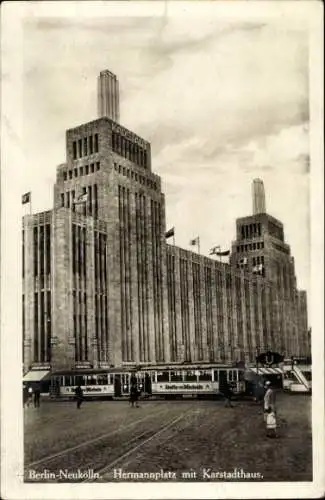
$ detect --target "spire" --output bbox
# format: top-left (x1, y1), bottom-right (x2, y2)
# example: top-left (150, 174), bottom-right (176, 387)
top-left (252, 178), bottom-right (266, 215)
top-left (97, 70), bottom-right (120, 122)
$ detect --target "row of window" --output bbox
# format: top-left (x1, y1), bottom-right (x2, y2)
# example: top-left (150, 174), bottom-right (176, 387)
top-left (272, 241), bottom-right (290, 255)
top-left (112, 131), bottom-right (148, 169)
top-left (240, 222), bottom-right (262, 240)
top-left (55, 369), bottom-right (243, 386)
top-left (237, 241), bottom-right (264, 253)
top-left (60, 185), bottom-right (98, 218)
top-left (114, 163), bottom-right (158, 191)
top-left (63, 162), bottom-right (100, 181)
top-left (155, 369), bottom-right (242, 383)
top-left (252, 255), bottom-right (265, 276)
top-left (268, 221), bottom-right (284, 241)
top-left (72, 134), bottom-right (99, 159)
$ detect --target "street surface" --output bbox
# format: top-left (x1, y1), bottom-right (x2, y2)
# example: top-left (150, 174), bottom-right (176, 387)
top-left (24, 393), bottom-right (312, 482)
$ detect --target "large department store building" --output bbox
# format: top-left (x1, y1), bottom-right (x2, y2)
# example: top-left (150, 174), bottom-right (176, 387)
top-left (22, 70), bottom-right (310, 373)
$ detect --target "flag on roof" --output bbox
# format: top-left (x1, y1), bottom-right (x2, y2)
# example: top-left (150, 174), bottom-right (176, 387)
top-left (165, 227), bottom-right (175, 239)
top-left (74, 192), bottom-right (88, 204)
top-left (190, 236), bottom-right (199, 246)
top-left (22, 192), bottom-right (31, 204)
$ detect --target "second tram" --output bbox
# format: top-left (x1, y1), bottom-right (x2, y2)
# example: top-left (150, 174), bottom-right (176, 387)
top-left (49, 363), bottom-right (246, 399)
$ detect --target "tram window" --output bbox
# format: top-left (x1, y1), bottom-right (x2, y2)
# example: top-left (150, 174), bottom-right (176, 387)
top-left (302, 371), bottom-right (312, 381)
top-left (87, 375), bottom-right (94, 384)
top-left (157, 371), bottom-right (170, 382)
top-left (170, 371), bottom-right (183, 382)
top-left (198, 370), bottom-right (212, 381)
top-left (284, 372), bottom-right (297, 382)
top-left (75, 375), bottom-right (84, 386)
top-left (238, 371), bottom-right (244, 381)
top-left (228, 371), bottom-right (233, 382)
top-left (213, 370), bottom-right (219, 381)
top-left (97, 374), bottom-right (108, 385)
top-left (184, 370), bottom-right (197, 382)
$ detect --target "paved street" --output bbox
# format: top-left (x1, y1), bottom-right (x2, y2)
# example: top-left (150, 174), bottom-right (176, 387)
top-left (24, 393), bottom-right (312, 482)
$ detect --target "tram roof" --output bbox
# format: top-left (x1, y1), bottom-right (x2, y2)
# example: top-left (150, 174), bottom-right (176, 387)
top-left (51, 363), bottom-right (244, 376)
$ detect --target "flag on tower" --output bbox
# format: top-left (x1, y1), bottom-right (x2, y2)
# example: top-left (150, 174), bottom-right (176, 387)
top-left (209, 246), bottom-right (230, 257)
top-left (22, 192), bottom-right (31, 204)
top-left (190, 236), bottom-right (199, 246)
top-left (74, 192), bottom-right (88, 204)
top-left (252, 263), bottom-right (264, 274)
top-left (165, 227), bottom-right (175, 239)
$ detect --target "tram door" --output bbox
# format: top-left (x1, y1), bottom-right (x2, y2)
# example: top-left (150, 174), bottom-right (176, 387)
top-left (114, 374), bottom-right (122, 397)
top-left (136, 372), bottom-right (152, 395)
top-left (136, 372), bottom-right (145, 393)
top-left (144, 372), bottom-right (152, 395)
top-left (121, 373), bottom-right (130, 395)
top-left (219, 370), bottom-right (228, 392)
top-left (114, 374), bottom-right (130, 396)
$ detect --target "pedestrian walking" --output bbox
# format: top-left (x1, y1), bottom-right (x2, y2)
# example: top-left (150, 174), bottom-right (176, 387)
top-left (75, 385), bottom-right (84, 409)
top-left (34, 386), bottom-right (41, 408)
top-left (23, 385), bottom-right (29, 407)
top-left (220, 380), bottom-right (233, 407)
top-left (129, 384), bottom-right (139, 408)
top-left (27, 386), bottom-right (33, 407)
top-left (254, 379), bottom-right (264, 403)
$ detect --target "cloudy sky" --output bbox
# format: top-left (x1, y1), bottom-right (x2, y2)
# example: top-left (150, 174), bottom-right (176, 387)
top-left (21, 4), bottom-right (310, 299)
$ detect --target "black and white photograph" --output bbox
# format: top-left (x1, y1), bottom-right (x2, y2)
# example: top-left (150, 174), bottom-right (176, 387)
top-left (1, 1), bottom-right (324, 499)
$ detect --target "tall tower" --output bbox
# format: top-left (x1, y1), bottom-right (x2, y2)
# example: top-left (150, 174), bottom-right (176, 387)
top-left (252, 178), bottom-right (266, 215)
top-left (230, 179), bottom-right (303, 357)
top-left (97, 70), bottom-right (120, 122)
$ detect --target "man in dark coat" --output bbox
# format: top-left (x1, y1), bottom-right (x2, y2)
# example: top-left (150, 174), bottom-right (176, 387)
top-left (34, 385), bottom-right (41, 407)
top-left (129, 384), bottom-right (140, 408)
top-left (75, 385), bottom-right (84, 409)
top-left (220, 380), bottom-right (234, 407)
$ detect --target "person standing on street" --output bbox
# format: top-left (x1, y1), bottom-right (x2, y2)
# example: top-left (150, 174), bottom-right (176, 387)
top-left (23, 385), bottom-right (29, 407)
top-left (130, 383), bottom-right (140, 408)
top-left (34, 385), bottom-right (41, 408)
top-left (27, 386), bottom-right (33, 407)
top-left (264, 380), bottom-right (277, 437)
top-left (75, 385), bottom-right (84, 409)
top-left (220, 380), bottom-right (234, 408)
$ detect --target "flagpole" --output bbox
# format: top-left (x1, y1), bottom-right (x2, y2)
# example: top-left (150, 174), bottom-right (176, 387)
top-left (217, 245), bottom-right (221, 263)
top-left (197, 237), bottom-right (200, 255)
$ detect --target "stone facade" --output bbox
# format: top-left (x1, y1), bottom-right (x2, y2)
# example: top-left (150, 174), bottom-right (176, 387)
top-left (230, 213), bottom-right (309, 359)
top-left (22, 119), bottom-right (310, 372)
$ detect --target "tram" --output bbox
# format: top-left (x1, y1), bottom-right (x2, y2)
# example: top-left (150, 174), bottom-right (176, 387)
top-left (49, 363), bottom-right (246, 399)
top-left (282, 358), bottom-right (312, 393)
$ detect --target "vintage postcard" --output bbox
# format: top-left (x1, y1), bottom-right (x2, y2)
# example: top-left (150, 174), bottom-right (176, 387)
top-left (1, 1), bottom-right (324, 499)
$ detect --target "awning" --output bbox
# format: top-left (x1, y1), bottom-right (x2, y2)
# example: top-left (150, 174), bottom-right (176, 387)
top-left (23, 370), bottom-right (50, 382)
top-left (249, 367), bottom-right (283, 375)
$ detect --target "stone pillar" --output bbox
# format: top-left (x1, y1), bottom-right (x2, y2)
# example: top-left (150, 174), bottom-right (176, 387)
top-left (130, 190), bottom-right (139, 364)
top-left (200, 258), bottom-right (208, 362)
top-left (23, 216), bottom-right (35, 372)
top-left (174, 248), bottom-right (183, 362)
top-left (86, 217), bottom-right (96, 367)
top-left (51, 209), bottom-right (75, 370)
